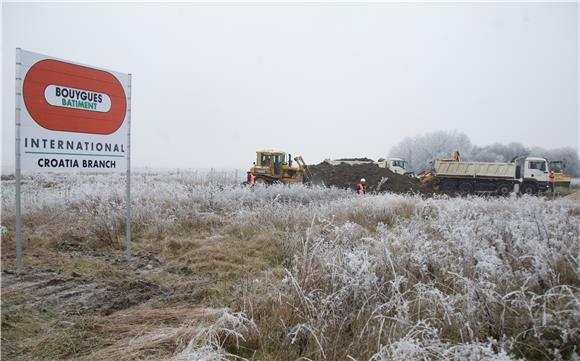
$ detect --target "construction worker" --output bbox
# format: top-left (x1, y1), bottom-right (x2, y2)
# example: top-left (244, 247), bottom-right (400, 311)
top-left (246, 171), bottom-right (255, 187)
top-left (548, 170), bottom-right (556, 194)
top-left (357, 178), bottom-right (366, 194)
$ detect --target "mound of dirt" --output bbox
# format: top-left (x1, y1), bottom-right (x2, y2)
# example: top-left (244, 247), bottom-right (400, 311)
top-left (334, 157), bottom-right (374, 162)
top-left (308, 161), bottom-right (425, 194)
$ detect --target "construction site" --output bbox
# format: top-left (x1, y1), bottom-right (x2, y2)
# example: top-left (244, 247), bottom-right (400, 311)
top-left (243, 149), bottom-right (575, 197)
top-left (2, 140), bottom-right (579, 361)
top-left (2, 168), bottom-right (579, 361)
top-left (2, 2), bottom-right (579, 361)
top-left (3, 149), bottom-right (578, 360)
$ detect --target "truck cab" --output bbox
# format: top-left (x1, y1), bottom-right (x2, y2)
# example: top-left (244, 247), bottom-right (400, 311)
top-left (513, 156), bottom-right (550, 194)
top-left (377, 157), bottom-right (409, 175)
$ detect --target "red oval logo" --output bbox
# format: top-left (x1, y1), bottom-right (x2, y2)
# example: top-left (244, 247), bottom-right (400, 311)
top-left (23, 59), bottom-right (127, 135)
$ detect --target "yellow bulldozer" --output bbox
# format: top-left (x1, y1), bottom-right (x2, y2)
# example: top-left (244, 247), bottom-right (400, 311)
top-left (249, 150), bottom-right (312, 185)
top-left (548, 160), bottom-right (572, 188)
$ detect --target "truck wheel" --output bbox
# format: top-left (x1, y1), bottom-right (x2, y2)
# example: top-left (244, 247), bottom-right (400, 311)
top-left (521, 183), bottom-right (537, 195)
top-left (458, 182), bottom-right (474, 194)
top-left (496, 183), bottom-right (512, 196)
top-left (440, 180), bottom-right (456, 193)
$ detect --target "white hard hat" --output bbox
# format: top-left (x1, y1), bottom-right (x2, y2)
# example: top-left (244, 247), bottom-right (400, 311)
top-left (361, 178), bottom-right (366, 182)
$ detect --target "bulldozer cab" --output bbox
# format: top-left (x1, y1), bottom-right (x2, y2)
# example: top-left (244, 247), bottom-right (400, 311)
top-left (256, 151), bottom-right (286, 177)
top-left (549, 160), bottom-right (565, 173)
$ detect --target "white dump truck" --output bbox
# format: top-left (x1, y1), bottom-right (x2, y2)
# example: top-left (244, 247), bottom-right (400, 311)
top-left (422, 156), bottom-right (551, 195)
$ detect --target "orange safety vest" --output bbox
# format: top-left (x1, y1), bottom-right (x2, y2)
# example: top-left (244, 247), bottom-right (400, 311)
top-left (548, 173), bottom-right (556, 184)
top-left (357, 183), bottom-right (366, 194)
top-left (250, 174), bottom-right (255, 186)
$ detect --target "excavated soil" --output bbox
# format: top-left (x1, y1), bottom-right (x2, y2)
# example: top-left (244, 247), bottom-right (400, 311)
top-left (334, 157), bottom-right (374, 162)
top-left (308, 161), bottom-right (425, 194)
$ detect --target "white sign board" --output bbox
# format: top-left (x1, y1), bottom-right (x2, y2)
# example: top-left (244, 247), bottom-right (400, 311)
top-left (18, 50), bottom-right (130, 172)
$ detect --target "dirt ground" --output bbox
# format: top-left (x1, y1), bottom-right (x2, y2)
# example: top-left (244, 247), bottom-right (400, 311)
top-left (2, 268), bottom-right (163, 316)
top-left (308, 161), bottom-right (425, 193)
top-left (1, 232), bottom-right (281, 360)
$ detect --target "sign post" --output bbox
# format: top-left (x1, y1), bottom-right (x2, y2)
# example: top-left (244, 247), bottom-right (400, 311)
top-left (15, 49), bottom-right (132, 271)
top-left (15, 48), bottom-right (22, 273)
top-left (126, 74), bottom-right (132, 261)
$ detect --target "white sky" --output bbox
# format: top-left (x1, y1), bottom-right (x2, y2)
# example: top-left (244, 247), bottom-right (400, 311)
top-left (2, 2), bottom-right (579, 172)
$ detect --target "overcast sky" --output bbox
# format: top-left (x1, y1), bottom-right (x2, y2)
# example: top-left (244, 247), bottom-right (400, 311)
top-left (2, 2), bottom-right (578, 172)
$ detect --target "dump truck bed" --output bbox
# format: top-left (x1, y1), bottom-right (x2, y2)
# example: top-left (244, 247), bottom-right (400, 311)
top-left (434, 160), bottom-right (516, 179)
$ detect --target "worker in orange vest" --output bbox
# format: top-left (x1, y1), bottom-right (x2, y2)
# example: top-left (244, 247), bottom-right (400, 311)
top-left (357, 178), bottom-right (366, 194)
top-left (246, 171), bottom-right (255, 187)
top-left (548, 170), bottom-right (556, 194)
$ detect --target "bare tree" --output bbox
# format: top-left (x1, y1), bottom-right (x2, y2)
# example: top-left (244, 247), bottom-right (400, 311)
top-left (389, 131), bottom-right (472, 173)
top-left (471, 142), bottom-right (529, 162)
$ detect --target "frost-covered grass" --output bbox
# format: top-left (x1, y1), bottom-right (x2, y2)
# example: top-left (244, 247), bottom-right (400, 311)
top-left (1, 172), bottom-right (579, 360)
top-left (254, 195), bottom-right (579, 360)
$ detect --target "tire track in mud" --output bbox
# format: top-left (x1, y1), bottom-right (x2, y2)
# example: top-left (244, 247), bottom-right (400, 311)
top-left (2, 270), bottom-right (164, 316)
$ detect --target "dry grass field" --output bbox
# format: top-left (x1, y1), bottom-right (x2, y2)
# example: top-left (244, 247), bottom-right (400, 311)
top-left (1, 171), bottom-right (579, 360)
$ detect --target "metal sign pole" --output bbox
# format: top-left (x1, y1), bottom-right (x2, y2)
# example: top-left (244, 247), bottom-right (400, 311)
top-left (15, 48), bottom-right (23, 273)
top-left (126, 73), bottom-right (132, 261)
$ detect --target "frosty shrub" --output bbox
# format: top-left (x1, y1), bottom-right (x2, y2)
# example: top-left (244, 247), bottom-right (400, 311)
top-left (173, 309), bottom-right (256, 361)
top-left (1, 171), bottom-right (348, 246)
top-left (251, 194), bottom-right (579, 360)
